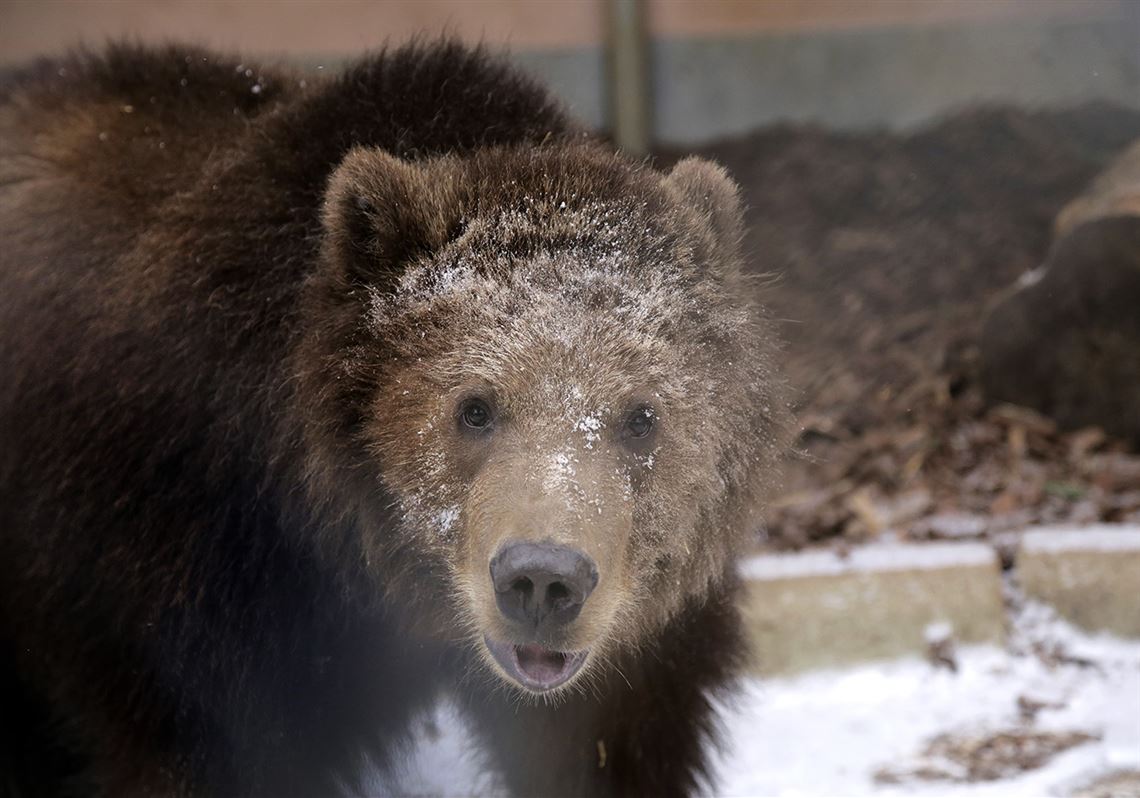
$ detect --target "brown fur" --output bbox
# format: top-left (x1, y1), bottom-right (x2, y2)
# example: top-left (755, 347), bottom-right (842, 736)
top-left (1, 40), bottom-right (787, 796)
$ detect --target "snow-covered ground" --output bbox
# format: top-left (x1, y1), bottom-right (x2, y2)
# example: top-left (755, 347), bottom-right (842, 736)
top-left (711, 634), bottom-right (1140, 797)
top-left (379, 601), bottom-right (1140, 797)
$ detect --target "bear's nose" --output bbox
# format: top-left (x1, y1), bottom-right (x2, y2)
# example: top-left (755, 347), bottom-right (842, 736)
top-left (489, 542), bottom-right (598, 631)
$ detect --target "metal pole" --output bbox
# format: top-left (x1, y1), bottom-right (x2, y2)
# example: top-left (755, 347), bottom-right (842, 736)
top-left (606, 0), bottom-right (651, 156)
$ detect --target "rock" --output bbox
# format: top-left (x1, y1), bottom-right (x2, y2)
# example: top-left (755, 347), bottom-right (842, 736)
top-left (738, 541), bottom-right (1003, 674)
top-left (981, 215), bottom-right (1140, 443)
top-left (983, 140), bottom-right (1140, 443)
top-left (1019, 525), bottom-right (1140, 637)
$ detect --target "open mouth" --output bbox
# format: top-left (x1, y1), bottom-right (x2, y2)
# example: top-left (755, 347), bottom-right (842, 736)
top-left (484, 636), bottom-right (589, 692)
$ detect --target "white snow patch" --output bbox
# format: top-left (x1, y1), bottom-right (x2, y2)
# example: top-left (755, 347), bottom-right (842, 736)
top-left (544, 450), bottom-right (578, 495)
top-left (710, 634), bottom-right (1140, 797)
top-left (434, 506), bottom-right (459, 535)
top-left (738, 541), bottom-right (997, 581)
top-left (575, 413), bottom-right (604, 449)
top-left (1021, 524), bottom-right (1140, 554)
top-left (367, 701), bottom-right (504, 796)
top-left (924, 620), bottom-right (954, 645)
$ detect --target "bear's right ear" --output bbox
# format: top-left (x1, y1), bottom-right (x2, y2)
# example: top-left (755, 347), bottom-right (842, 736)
top-left (322, 148), bottom-right (463, 292)
top-left (662, 156), bottom-right (745, 264)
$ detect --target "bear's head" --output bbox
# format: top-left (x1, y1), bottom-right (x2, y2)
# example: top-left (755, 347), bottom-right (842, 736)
top-left (297, 143), bottom-right (786, 695)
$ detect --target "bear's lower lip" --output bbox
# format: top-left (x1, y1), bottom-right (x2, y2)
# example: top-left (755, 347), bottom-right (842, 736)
top-left (483, 636), bottom-right (588, 692)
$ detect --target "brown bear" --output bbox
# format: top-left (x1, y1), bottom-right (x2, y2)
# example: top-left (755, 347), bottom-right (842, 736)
top-left (0, 41), bottom-right (787, 797)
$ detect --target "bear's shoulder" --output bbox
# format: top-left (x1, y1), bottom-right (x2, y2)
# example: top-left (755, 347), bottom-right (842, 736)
top-left (312, 39), bottom-right (573, 159)
top-left (0, 43), bottom-right (293, 216)
top-left (1, 40), bottom-right (574, 231)
top-left (0, 39), bottom-right (573, 151)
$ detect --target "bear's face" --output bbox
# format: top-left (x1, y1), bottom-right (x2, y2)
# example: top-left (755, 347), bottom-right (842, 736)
top-left (301, 145), bottom-right (785, 695)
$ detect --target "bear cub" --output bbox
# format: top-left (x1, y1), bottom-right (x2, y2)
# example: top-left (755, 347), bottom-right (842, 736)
top-left (0, 41), bottom-right (785, 797)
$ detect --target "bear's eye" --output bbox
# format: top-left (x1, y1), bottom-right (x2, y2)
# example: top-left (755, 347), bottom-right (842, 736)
top-left (460, 399), bottom-right (492, 430)
top-left (624, 407), bottom-right (655, 439)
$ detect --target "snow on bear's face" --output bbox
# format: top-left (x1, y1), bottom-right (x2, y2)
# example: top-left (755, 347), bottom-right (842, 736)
top-left (303, 144), bottom-right (787, 695)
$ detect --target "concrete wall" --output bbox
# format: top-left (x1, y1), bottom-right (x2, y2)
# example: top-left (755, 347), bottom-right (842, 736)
top-left (650, 10), bottom-right (1140, 141)
top-left (2, 0), bottom-right (1137, 143)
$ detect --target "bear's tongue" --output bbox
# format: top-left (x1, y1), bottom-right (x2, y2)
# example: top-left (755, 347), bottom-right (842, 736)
top-left (484, 635), bottom-right (586, 690)
top-left (515, 643), bottom-right (567, 682)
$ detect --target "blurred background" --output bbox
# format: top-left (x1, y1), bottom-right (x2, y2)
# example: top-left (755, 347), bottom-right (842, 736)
top-left (2, 0), bottom-right (1137, 146)
top-left (4, 2), bottom-right (1138, 795)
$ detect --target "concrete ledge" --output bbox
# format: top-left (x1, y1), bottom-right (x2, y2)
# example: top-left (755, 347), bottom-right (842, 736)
top-left (738, 542), bottom-right (1004, 675)
top-left (1019, 525), bottom-right (1140, 637)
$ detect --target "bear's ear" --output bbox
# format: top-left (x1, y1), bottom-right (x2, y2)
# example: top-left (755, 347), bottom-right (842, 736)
top-left (322, 148), bottom-right (463, 292)
top-left (662, 157), bottom-right (745, 259)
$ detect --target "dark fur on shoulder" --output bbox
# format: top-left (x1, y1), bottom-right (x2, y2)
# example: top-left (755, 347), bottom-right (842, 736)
top-left (0, 40), bottom-right (780, 797)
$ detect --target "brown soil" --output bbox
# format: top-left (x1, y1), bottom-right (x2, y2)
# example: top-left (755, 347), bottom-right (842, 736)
top-left (678, 103), bottom-right (1140, 549)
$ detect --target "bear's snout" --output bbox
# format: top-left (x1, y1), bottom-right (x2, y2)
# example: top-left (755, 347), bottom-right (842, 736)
top-left (489, 541), bottom-right (598, 633)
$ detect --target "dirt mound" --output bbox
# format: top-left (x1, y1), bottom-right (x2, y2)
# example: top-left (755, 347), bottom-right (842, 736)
top-left (678, 103), bottom-right (1140, 548)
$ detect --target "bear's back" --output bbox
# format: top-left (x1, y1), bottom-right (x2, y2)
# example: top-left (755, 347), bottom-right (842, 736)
top-left (0, 44), bottom-right (293, 228)
top-left (0, 41), bottom-right (571, 246)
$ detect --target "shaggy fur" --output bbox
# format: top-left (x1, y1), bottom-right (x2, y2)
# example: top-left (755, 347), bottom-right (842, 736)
top-left (0, 41), bottom-right (786, 796)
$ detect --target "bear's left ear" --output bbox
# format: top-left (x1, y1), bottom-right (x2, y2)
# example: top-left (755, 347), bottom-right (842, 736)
top-left (322, 148), bottom-right (464, 293)
top-left (662, 157), bottom-right (745, 259)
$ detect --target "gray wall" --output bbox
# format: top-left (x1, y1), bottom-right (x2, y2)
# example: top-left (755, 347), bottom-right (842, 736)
top-left (515, 8), bottom-right (1140, 144)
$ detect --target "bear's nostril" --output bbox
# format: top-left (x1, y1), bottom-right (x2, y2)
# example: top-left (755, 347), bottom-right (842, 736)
top-left (546, 581), bottom-right (570, 607)
top-left (489, 542), bottom-right (598, 631)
